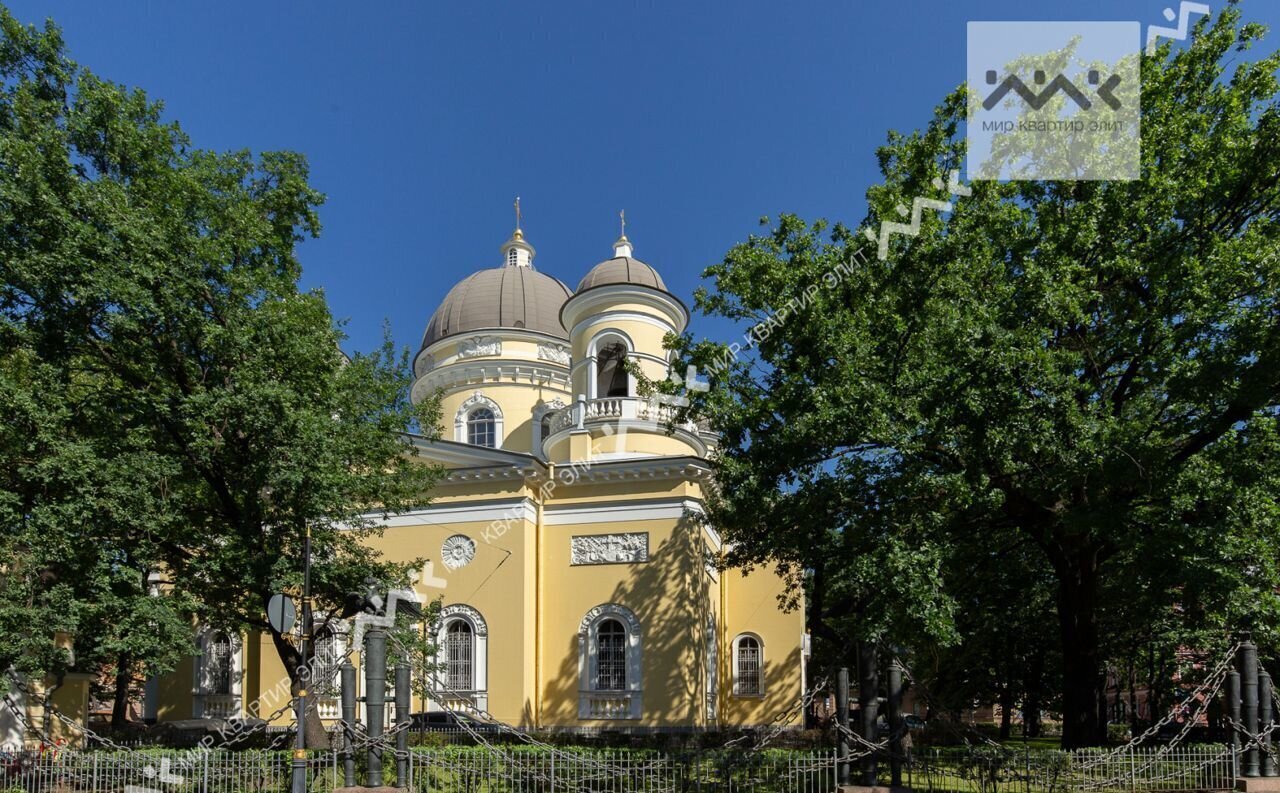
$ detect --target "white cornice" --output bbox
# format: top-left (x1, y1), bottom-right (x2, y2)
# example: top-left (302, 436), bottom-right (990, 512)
top-left (547, 456), bottom-right (711, 484)
top-left (366, 498), bottom-right (538, 528)
top-left (414, 327), bottom-right (570, 374)
top-left (412, 361), bottom-right (573, 403)
top-left (543, 497), bottom-right (706, 526)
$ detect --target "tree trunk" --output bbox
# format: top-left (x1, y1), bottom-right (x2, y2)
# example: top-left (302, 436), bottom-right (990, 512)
top-left (111, 652), bottom-right (132, 727)
top-left (999, 683), bottom-right (1014, 741)
top-left (270, 627), bottom-right (331, 750)
top-left (1024, 652), bottom-right (1044, 738)
top-left (1057, 551), bottom-right (1105, 747)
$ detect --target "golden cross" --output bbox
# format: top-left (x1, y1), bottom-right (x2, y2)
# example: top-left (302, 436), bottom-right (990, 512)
top-left (514, 196), bottom-right (522, 230)
top-left (620, 209), bottom-right (626, 237)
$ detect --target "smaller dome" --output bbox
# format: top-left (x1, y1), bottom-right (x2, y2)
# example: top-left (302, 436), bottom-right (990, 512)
top-left (577, 257), bottom-right (667, 293)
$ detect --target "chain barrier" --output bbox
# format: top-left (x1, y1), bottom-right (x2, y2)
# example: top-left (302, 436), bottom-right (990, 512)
top-left (1079, 642), bottom-right (1240, 770)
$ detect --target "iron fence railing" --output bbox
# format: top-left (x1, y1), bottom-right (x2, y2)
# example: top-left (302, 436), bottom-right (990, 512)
top-left (893, 745), bottom-right (1236, 793)
top-left (0, 743), bottom-right (1242, 793)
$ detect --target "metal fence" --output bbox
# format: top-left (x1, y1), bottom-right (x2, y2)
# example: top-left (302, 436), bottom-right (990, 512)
top-left (0, 744), bottom-right (1240, 793)
top-left (896, 745), bottom-right (1236, 793)
top-left (0, 748), bottom-right (321, 792)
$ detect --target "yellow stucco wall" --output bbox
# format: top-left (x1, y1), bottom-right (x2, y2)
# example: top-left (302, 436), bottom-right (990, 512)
top-left (152, 275), bottom-right (805, 732)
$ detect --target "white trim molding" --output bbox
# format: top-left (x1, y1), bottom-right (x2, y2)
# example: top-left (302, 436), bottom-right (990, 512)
top-left (193, 627), bottom-right (242, 719)
top-left (578, 603), bottom-right (642, 720)
top-left (585, 329), bottom-right (636, 400)
top-left (544, 497), bottom-right (705, 526)
top-left (432, 604), bottom-right (489, 714)
top-left (369, 498), bottom-right (538, 528)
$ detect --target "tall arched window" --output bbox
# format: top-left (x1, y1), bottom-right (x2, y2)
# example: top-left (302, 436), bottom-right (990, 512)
top-left (467, 407), bottom-right (496, 447)
top-left (733, 634), bottom-right (764, 696)
top-left (207, 632), bottom-right (233, 696)
top-left (433, 605), bottom-right (489, 712)
top-left (596, 619), bottom-right (627, 691)
top-left (444, 620), bottom-right (474, 691)
top-left (578, 604), bottom-right (642, 719)
top-left (597, 342), bottom-right (630, 397)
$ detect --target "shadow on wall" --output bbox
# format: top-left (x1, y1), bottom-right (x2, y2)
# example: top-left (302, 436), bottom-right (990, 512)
top-left (543, 513), bottom-right (709, 728)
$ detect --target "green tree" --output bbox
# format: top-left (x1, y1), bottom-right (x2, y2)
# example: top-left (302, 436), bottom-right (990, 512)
top-left (675, 5), bottom-right (1280, 746)
top-left (0, 7), bottom-right (443, 744)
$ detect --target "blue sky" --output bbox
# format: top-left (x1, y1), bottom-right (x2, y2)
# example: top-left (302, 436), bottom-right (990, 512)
top-left (6, 1), bottom-right (1278, 355)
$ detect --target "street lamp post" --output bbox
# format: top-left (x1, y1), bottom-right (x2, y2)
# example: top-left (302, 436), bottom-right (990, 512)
top-left (291, 523), bottom-right (312, 793)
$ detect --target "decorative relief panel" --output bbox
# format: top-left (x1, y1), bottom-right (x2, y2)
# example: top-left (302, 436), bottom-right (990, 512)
top-left (571, 533), bottom-right (649, 566)
top-left (441, 534), bottom-right (477, 569)
top-left (458, 336), bottom-right (502, 358)
top-left (537, 343), bottom-right (571, 365)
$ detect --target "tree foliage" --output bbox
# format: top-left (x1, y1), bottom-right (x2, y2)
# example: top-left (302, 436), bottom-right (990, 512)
top-left (675, 3), bottom-right (1280, 747)
top-left (0, 6), bottom-right (442, 738)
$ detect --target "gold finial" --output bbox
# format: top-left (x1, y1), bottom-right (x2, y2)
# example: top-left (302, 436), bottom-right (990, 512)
top-left (513, 196), bottom-right (523, 239)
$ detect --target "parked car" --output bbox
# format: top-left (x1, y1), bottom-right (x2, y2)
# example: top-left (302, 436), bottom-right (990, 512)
top-left (409, 711), bottom-right (502, 735)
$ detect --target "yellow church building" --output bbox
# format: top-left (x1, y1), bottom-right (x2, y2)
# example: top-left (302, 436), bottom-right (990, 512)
top-left (147, 220), bottom-right (807, 732)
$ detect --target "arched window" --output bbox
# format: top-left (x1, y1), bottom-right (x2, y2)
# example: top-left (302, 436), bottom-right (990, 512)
top-left (207, 632), bottom-right (233, 696)
top-left (578, 604), bottom-right (642, 719)
top-left (507, 248), bottom-right (519, 267)
top-left (444, 620), bottom-right (474, 691)
top-left (596, 619), bottom-right (627, 691)
top-left (433, 605), bottom-right (489, 712)
top-left (733, 634), bottom-right (764, 696)
top-left (597, 343), bottom-right (630, 397)
top-left (454, 392), bottom-right (503, 446)
top-left (467, 407), bottom-right (496, 447)
top-left (194, 627), bottom-right (242, 718)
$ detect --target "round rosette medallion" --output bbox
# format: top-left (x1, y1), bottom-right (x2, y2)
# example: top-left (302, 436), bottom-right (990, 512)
top-left (441, 534), bottom-right (477, 569)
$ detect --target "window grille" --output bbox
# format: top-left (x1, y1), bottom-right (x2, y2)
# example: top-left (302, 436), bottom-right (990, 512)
top-left (207, 633), bottom-right (232, 695)
top-left (311, 633), bottom-right (342, 696)
top-left (736, 637), bottom-right (762, 695)
top-left (596, 619), bottom-right (627, 691)
top-left (445, 620), bottom-right (474, 691)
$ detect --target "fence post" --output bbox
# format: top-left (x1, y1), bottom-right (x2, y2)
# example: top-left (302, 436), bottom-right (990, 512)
top-left (340, 661), bottom-right (356, 787)
top-left (1229, 668), bottom-right (1242, 761)
top-left (395, 662), bottom-right (410, 788)
top-left (365, 627), bottom-right (387, 786)
top-left (888, 659), bottom-right (904, 788)
top-left (1129, 744), bottom-right (1137, 793)
top-left (1262, 668), bottom-right (1276, 777)
top-left (858, 640), bottom-right (881, 787)
top-left (837, 667), bottom-right (851, 787)
top-left (1242, 638), bottom-right (1260, 777)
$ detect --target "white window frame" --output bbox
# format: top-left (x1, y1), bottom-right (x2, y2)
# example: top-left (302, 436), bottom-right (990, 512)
top-left (577, 603), bottom-right (642, 719)
top-left (431, 604), bottom-right (488, 712)
top-left (732, 633), bottom-right (765, 697)
top-left (193, 626), bottom-right (242, 718)
top-left (454, 392), bottom-right (504, 447)
top-left (586, 330), bottom-right (636, 399)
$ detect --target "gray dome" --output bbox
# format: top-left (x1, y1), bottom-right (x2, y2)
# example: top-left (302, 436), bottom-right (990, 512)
top-left (421, 266), bottom-right (573, 349)
top-left (576, 257), bottom-right (667, 293)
